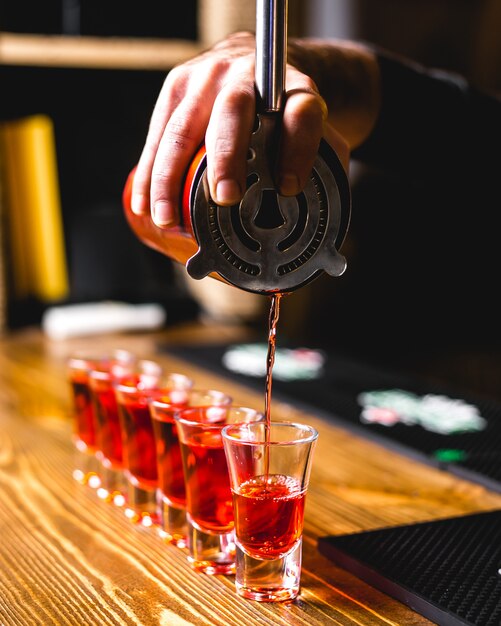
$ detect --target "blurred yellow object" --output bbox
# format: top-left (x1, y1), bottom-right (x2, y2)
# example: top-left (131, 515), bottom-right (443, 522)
top-left (0, 114), bottom-right (69, 301)
top-left (1, 120), bottom-right (30, 298)
top-left (0, 150), bottom-right (6, 330)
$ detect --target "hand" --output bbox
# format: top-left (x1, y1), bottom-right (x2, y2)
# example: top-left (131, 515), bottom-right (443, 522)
top-left (130, 31), bottom-right (351, 228)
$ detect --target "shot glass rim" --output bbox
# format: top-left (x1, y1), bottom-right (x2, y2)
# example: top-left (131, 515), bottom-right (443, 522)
top-left (113, 371), bottom-right (193, 395)
top-left (88, 368), bottom-right (113, 383)
top-left (68, 355), bottom-right (104, 373)
top-left (81, 351), bottom-right (139, 383)
top-left (68, 349), bottom-right (136, 371)
top-left (175, 405), bottom-right (264, 428)
top-left (149, 388), bottom-right (232, 411)
top-left (221, 420), bottom-right (318, 446)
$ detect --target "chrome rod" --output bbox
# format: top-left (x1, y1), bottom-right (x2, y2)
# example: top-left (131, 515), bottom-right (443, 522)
top-left (255, 0), bottom-right (288, 112)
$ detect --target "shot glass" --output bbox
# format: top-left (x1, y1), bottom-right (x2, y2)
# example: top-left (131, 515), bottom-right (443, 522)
top-left (67, 350), bottom-right (134, 488)
top-left (222, 421), bottom-right (318, 602)
top-left (67, 355), bottom-right (102, 487)
top-left (87, 350), bottom-right (137, 504)
top-left (114, 362), bottom-right (193, 526)
top-left (175, 405), bottom-right (264, 575)
top-left (149, 389), bottom-right (232, 548)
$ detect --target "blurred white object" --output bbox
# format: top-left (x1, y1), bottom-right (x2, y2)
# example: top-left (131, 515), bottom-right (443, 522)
top-left (41, 301), bottom-right (166, 340)
top-left (177, 267), bottom-right (265, 324)
top-left (222, 343), bottom-right (326, 381)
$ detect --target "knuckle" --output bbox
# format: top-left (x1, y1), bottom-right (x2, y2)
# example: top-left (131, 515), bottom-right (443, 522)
top-left (164, 116), bottom-right (199, 152)
top-left (165, 63), bottom-right (190, 86)
top-left (223, 85), bottom-right (255, 110)
top-left (151, 169), bottom-right (173, 186)
top-left (213, 136), bottom-right (235, 156)
top-left (286, 91), bottom-right (326, 126)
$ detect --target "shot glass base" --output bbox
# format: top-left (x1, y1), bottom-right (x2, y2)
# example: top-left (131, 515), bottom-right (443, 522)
top-left (157, 494), bottom-right (188, 548)
top-left (124, 476), bottom-right (159, 527)
top-left (187, 519), bottom-right (236, 575)
top-left (72, 447), bottom-right (101, 489)
top-left (235, 540), bottom-right (302, 602)
top-left (96, 465), bottom-right (127, 506)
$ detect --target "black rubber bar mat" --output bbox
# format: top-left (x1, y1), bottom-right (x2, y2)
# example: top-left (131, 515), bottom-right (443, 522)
top-left (318, 509), bottom-right (501, 626)
top-left (161, 343), bottom-right (501, 493)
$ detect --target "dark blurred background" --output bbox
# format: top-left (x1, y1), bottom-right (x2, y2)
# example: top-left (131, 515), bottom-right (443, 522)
top-left (0, 0), bottom-right (199, 327)
top-left (288, 0), bottom-right (501, 399)
top-left (1, 0), bottom-right (500, 399)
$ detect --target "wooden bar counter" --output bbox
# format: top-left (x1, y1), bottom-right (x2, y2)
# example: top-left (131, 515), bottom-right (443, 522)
top-left (1, 323), bottom-right (501, 625)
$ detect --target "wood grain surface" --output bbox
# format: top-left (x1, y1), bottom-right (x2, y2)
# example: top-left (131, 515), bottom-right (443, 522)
top-left (2, 324), bottom-right (501, 625)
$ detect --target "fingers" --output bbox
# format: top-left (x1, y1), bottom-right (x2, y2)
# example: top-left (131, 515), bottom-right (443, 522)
top-left (131, 48), bottom-right (257, 227)
top-left (277, 70), bottom-right (329, 195)
top-left (131, 62), bottom-right (220, 227)
top-left (150, 88), bottom-right (212, 226)
top-left (130, 67), bottom-right (186, 219)
top-left (130, 35), bottom-right (350, 232)
top-left (205, 60), bottom-right (256, 205)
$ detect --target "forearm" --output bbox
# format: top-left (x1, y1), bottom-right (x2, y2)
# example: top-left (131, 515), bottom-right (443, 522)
top-left (287, 38), bottom-right (382, 150)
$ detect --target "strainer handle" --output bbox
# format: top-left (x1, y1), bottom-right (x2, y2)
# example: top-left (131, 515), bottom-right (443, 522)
top-left (255, 0), bottom-right (287, 113)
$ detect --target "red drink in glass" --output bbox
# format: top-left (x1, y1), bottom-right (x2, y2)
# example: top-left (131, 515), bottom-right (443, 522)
top-left (68, 351), bottom-right (136, 490)
top-left (180, 430), bottom-right (234, 533)
top-left (68, 357), bottom-right (99, 454)
top-left (90, 373), bottom-right (124, 470)
top-left (117, 393), bottom-right (158, 489)
top-left (68, 355), bottom-right (108, 487)
top-left (150, 388), bottom-right (231, 547)
top-left (86, 351), bottom-right (137, 501)
top-left (115, 366), bottom-right (193, 525)
top-left (222, 421), bottom-right (318, 602)
top-left (152, 410), bottom-right (186, 508)
top-left (175, 405), bottom-right (263, 574)
top-left (232, 475), bottom-right (305, 559)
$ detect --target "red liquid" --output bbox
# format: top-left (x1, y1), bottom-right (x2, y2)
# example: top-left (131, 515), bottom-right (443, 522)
top-left (233, 474), bottom-right (305, 559)
top-left (152, 417), bottom-right (186, 507)
top-left (265, 294), bottom-right (281, 429)
top-left (70, 375), bottom-right (96, 450)
top-left (180, 431), bottom-right (233, 533)
top-left (263, 293), bottom-right (281, 476)
top-left (92, 385), bottom-right (123, 468)
top-left (118, 398), bottom-right (158, 488)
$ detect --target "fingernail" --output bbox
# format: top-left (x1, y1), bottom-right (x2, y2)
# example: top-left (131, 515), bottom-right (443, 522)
top-left (131, 193), bottom-right (146, 214)
top-left (279, 173), bottom-right (300, 196)
top-left (215, 179), bottom-right (241, 205)
top-left (153, 201), bottom-right (175, 226)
